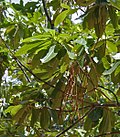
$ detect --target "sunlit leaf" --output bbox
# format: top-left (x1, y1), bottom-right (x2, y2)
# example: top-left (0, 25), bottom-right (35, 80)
top-left (107, 41), bottom-right (117, 53)
top-left (61, 3), bottom-right (70, 9)
top-left (15, 42), bottom-right (42, 56)
top-left (5, 105), bottom-right (22, 116)
top-left (110, 0), bottom-right (120, 10)
top-left (103, 61), bottom-right (120, 75)
top-left (54, 10), bottom-right (70, 27)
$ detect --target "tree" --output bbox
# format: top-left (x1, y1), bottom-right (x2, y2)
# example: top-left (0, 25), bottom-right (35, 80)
top-left (0, 0), bottom-right (120, 136)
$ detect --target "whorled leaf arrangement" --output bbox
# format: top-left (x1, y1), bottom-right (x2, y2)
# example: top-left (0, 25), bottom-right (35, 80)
top-left (0, 0), bottom-right (120, 137)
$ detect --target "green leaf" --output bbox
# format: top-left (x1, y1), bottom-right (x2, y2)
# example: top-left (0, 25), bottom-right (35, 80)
top-left (60, 62), bottom-right (68, 73)
top-left (40, 108), bottom-right (51, 129)
top-left (32, 50), bottom-right (47, 68)
top-left (30, 108), bottom-right (40, 127)
top-left (88, 108), bottom-right (103, 122)
top-left (5, 25), bottom-right (15, 34)
top-left (87, 65), bottom-right (98, 91)
top-left (5, 105), bottom-right (23, 116)
top-left (15, 41), bottom-right (51, 56)
top-left (84, 116), bottom-right (92, 131)
top-left (111, 72), bottom-right (120, 84)
top-left (103, 61), bottom-right (120, 75)
top-left (99, 109), bottom-right (115, 137)
top-left (61, 3), bottom-right (70, 9)
top-left (110, 0), bottom-right (120, 10)
top-left (15, 42), bottom-right (42, 56)
top-left (102, 56), bottom-right (110, 69)
top-left (108, 6), bottom-right (118, 29)
top-left (74, 38), bottom-right (87, 46)
top-left (67, 51), bottom-right (76, 59)
top-left (22, 34), bottom-right (50, 43)
top-left (13, 106), bottom-right (30, 124)
top-left (107, 41), bottom-right (117, 53)
top-left (51, 110), bottom-right (58, 123)
top-left (114, 65), bottom-right (120, 76)
top-left (40, 45), bottom-right (57, 63)
top-left (54, 10), bottom-right (70, 27)
top-left (76, 0), bottom-right (95, 6)
top-left (51, 77), bottom-right (65, 108)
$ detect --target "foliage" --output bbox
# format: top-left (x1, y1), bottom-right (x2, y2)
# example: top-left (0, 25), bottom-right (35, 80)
top-left (0, 0), bottom-right (120, 136)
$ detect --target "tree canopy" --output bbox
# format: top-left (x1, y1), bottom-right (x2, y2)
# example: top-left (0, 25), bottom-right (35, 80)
top-left (0, 0), bottom-right (120, 136)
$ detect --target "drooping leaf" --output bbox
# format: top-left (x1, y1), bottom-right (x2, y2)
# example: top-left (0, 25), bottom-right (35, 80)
top-left (30, 108), bottom-right (40, 127)
top-left (108, 5), bottom-right (118, 29)
top-left (40, 45), bottom-right (58, 63)
top-left (87, 65), bottom-right (98, 91)
top-left (99, 109), bottom-right (115, 137)
top-left (84, 116), bottom-right (93, 131)
top-left (103, 61), bottom-right (120, 75)
top-left (13, 106), bottom-right (30, 124)
top-left (114, 65), bottom-right (120, 76)
top-left (40, 108), bottom-right (51, 129)
top-left (88, 108), bottom-right (103, 122)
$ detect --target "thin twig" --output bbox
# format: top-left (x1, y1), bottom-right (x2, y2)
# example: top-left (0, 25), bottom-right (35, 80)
top-left (97, 88), bottom-right (112, 102)
top-left (92, 103), bottom-right (120, 107)
top-left (1, 36), bottom-right (60, 91)
top-left (0, 36), bottom-right (31, 83)
top-left (14, 57), bottom-right (62, 90)
top-left (98, 85), bottom-right (119, 105)
top-left (16, 59), bottom-right (31, 82)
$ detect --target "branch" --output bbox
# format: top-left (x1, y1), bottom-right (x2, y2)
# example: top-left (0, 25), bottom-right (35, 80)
top-left (1, 36), bottom-right (61, 91)
top-left (92, 103), bottom-right (120, 107)
top-left (14, 57), bottom-right (62, 90)
top-left (0, 36), bottom-right (31, 83)
top-left (95, 131), bottom-right (120, 137)
top-left (55, 107), bottom-right (94, 137)
top-left (55, 102), bottom-right (120, 137)
top-left (41, 0), bottom-right (54, 29)
top-left (16, 59), bottom-right (31, 83)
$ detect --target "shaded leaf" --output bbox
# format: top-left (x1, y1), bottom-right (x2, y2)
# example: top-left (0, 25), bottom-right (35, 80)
top-left (30, 108), bottom-right (40, 127)
top-left (88, 108), bottom-right (103, 122)
top-left (99, 109), bottom-right (115, 137)
top-left (40, 108), bottom-right (51, 129)
top-left (40, 45), bottom-right (58, 63)
top-left (108, 5), bottom-right (118, 29)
